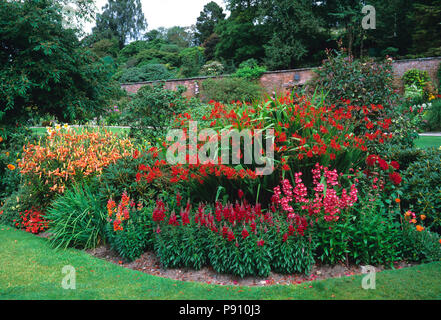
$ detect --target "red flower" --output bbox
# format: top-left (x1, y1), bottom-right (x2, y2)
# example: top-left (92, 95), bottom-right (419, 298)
top-left (238, 189), bottom-right (244, 199)
top-left (389, 172), bottom-right (402, 185)
top-left (366, 154), bottom-right (378, 167)
top-left (390, 161), bottom-right (400, 170)
top-left (241, 227), bottom-right (249, 239)
top-left (378, 158), bottom-right (389, 171)
top-left (257, 239), bottom-right (265, 247)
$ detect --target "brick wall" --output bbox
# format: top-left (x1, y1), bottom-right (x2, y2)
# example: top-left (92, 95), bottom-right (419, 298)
top-left (121, 57), bottom-right (441, 97)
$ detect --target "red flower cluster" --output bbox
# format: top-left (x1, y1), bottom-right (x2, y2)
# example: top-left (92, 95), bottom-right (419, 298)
top-left (365, 154), bottom-right (402, 186)
top-left (15, 208), bottom-right (48, 234)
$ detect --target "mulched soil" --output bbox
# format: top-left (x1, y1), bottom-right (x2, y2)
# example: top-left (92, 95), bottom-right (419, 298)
top-left (86, 245), bottom-right (416, 287)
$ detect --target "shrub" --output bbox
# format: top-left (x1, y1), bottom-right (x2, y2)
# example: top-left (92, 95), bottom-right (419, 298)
top-left (233, 59), bottom-right (267, 81)
top-left (126, 84), bottom-right (190, 142)
top-left (386, 146), bottom-right (425, 171)
top-left (403, 69), bottom-right (430, 91)
top-left (105, 192), bottom-right (153, 262)
top-left (200, 77), bottom-right (263, 103)
top-left (200, 61), bottom-right (224, 76)
top-left (45, 183), bottom-right (107, 249)
top-left (18, 127), bottom-right (133, 202)
top-left (98, 148), bottom-right (168, 203)
top-left (401, 213), bottom-right (441, 263)
top-left (311, 48), bottom-right (398, 111)
top-left (424, 99), bottom-right (441, 131)
top-left (117, 64), bottom-right (175, 83)
top-left (0, 185), bottom-right (38, 228)
top-left (401, 149), bottom-right (441, 233)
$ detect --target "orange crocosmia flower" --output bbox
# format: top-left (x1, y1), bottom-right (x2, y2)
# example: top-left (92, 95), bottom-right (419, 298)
top-left (395, 198), bottom-right (400, 203)
top-left (404, 211), bottom-right (411, 217)
top-left (7, 164), bottom-right (16, 171)
top-left (420, 215), bottom-right (426, 221)
top-left (410, 218), bottom-right (417, 224)
top-left (416, 225), bottom-right (424, 232)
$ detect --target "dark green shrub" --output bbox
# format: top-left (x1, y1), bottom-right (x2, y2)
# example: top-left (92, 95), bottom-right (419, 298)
top-left (117, 64), bottom-right (175, 83)
top-left (98, 151), bottom-right (167, 203)
top-left (424, 99), bottom-right (441, 131)
top-left (270, 234), bottom-right (314, 274)
top-left (401, 224), bottom-right (441, 263)
top-left (45, 183), bottom-right (107, 249)
top-left (401, 149), bottom-right (441, 232)
top-left (386, 146), bottom-right (426, 171)
top-left (127, 84), bottom-right (189, 142)
top-left (201, 77), bottom-right (263, 103)
top-left (311, 48), bottom-right (398, 109)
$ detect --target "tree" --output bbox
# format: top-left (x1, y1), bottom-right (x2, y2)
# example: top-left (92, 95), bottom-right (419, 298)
top-left (0, 0), bottom-right (119, 123)
top-left (195, 1), bottom-right (226, 45)
top-left (410, 0), bottom-right (441, 56)
top-left (93, 0), bottom-right (147, 49)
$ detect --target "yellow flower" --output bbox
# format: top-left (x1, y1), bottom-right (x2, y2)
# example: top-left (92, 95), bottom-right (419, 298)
top-left (7, 164), bottom-right (16, 171)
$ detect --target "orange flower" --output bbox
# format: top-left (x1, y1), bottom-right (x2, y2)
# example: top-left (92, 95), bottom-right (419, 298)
top-left (410, 218), bottom-right (417, 224)
top-left (7, 164), bottom-right (16, 171)
top-left (395, 198), bottom-right (401, 204)
top-left (416, 225), bottom-right (424, 232)
top-left (0, 136), bottom-right (3, 143)
top-left (439, 239), bottom-right (441, 244)
top-left (420, 215), bottom-right (426, 221)
top-left (404, 211), bottom-right (411, 217)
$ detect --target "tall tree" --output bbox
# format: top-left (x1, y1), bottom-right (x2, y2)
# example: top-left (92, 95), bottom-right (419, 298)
top-left (410, 0), bottom-right (441, 55)
top-left (195, 1), bottom-right (226, 45)
top-left (93, 0), bottom-right (147, 49)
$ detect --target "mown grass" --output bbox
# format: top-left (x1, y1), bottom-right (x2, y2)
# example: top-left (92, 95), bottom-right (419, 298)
top-left (1, 226), bottom-right (441, 300)
top-left (415, 136), bottom-right (441, 149)
top-left (30, 126), bottom-right (130, 136)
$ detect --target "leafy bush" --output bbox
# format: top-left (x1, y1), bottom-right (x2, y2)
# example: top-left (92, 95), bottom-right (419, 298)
top-left (233, 59), bottom-right (267, 80)
top-left (386, 146), bottom-right (425, 171)
top-left (0, 185), bottom-right (38, 228)
top-left (311, 48), bottom-right (398, 110)
top-left (117, 64), bottom-right (175, 83)
top-left (200, 61), bottom-right (224, 76)
top-left (98, 149), bottom-right (168, 203)
top-left (403, 69), bottom-right (430, 90)
top-left (401, 149), bottom-right (441, 233)
top-left (45, 183), bottom-right (107, 249)
top-left (105, 192), bottom-right (153, 262)
top-left (200, 77), bottom-right (263, 103)
top-left (401, 219), bottom-right (441, 263)
top-left (126, 84), bottom-right (190, 142)
top-left (423, 99), bottom-right (441, 131)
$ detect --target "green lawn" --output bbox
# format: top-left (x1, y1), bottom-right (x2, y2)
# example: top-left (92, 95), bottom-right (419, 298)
top-left (415, 135), bottom-right (441, 149)
top-left (1, 226), bottom-right (441, 300)
top-left (30, 126), bottom-right (130, 136)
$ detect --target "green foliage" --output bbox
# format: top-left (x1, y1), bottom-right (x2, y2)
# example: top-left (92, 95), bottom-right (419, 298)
top-left (127, 84), bottom-right (189, 142)
top-left (401, 149), bottom-right (441, 233)
top-left (0, 126), bottom-right (38, 200)
top-left (105, 201), bottom-right (153, 262)
top-left (93, 0), bottom-right (147, 49)
top-left (386, 146), bottom-right (426, 171)
top-left (178, 47), bottom-right (205, 78)
top-left (424, 99), bottom-right (441, 131)
top-left (233, 59), bottom-right (267, 80)
top-left (0, 185), bottom-right (38, 228)
top-left (200, 61), bottom-right (224, 76)
top-left (401, 223), bottom-right (441, 263)
top-left (201, 77), bottom-right (263, 103)
top-left (0, 0), bottom-right (120, 123)
top-left (403, 69), bottom-right (430, 90)
top-left (91, 38), bottom-right (120, 58)
top-left (438, 62), bottom-right (441, 92)
top-left (117, 64), bottom-right (175, 83)
top-left (312, 48), bottom-right (398, 109)
top-left (45, 183), bottom-right (107, 249)
top-left (195, 1), bottom-right (226, 45)
top-left (98, 152), bottom-right (166, 202)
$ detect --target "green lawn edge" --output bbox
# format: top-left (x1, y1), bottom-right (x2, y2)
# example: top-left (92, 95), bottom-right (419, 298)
top-left (1, 226), bottom-right (440, 300)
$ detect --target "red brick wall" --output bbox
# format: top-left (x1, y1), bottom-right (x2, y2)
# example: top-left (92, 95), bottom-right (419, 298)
top-left (121, 57), bottom-right (441, 97)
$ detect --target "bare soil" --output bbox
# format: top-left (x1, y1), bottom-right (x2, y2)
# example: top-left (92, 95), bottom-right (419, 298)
top-left (86, 245), bottom-right (416, 287)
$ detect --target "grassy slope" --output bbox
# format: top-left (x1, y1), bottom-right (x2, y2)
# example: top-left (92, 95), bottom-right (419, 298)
top-left (415, 136), bottom-right (441, 149)
top-left (1, 226), bottom-right (441, 300)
